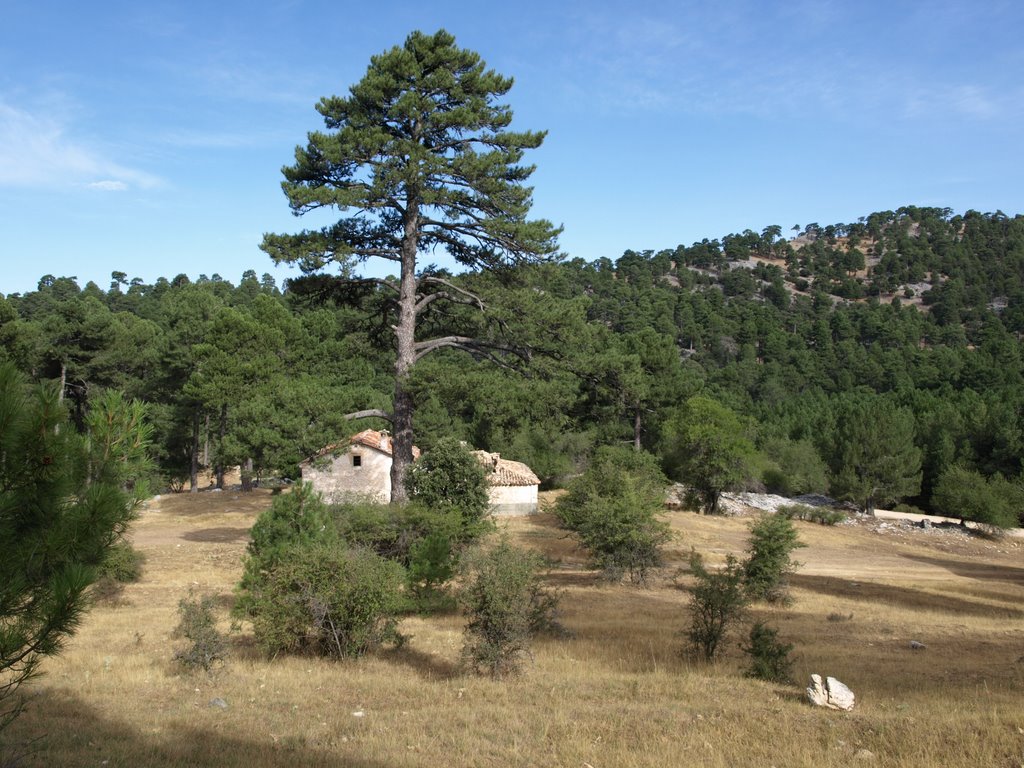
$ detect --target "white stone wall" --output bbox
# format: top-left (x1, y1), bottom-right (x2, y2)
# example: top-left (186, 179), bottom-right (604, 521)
top-left (488, 484), bottom-right (538, 516)
top-left (301, 447), bottom-right (391, 504)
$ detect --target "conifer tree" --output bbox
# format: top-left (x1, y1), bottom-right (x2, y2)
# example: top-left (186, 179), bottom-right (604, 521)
top-left (262, 29), bottom-right (560, 501)
top-left (0, 364), bottom-right (143, 730)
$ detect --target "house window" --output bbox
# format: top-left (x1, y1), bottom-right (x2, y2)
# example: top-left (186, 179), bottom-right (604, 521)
top-left (352, 455), bottom-right (362, 468)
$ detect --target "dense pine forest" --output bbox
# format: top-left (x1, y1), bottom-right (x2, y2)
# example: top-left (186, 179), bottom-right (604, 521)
top-left (3, 205), bottom-right (1022, 519)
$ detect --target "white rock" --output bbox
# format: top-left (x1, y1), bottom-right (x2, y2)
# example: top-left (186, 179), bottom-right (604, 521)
top-left (806, 674), bottom-right (855, 711)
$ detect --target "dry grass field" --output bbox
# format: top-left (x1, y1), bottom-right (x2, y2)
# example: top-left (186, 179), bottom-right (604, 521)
top-left (4, 489), bottom-right (1023, 767)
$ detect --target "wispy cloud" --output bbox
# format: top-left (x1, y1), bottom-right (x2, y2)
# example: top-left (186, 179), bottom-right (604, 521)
top-left (86, 180), bottom-right (129, 192)
top-left (0, 100), bottom-right (162, 190)
top-left (545, 2), bottom-right (1022, 125)
top-left (904, 84), bottom-right (1010, 121)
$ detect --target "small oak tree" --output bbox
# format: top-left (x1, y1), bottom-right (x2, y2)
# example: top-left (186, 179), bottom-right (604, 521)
top-left (262, 29), bottom-right (560, 502)
top-left (666, 396), bottom-right (756, 515)
top-left (931, 465), bottom-right (1019, 530)
top-left (556, 446), bottom-right (670, 584)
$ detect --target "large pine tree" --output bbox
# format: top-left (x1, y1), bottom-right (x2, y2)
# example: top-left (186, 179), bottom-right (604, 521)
top-left (262, 29), bottom-right (560, 501)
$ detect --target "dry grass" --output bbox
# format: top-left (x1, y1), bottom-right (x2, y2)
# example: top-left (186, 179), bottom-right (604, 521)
top-left (3, 491), bottom-right (1024, 767)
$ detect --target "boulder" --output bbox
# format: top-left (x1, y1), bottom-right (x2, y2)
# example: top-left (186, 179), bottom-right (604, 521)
top-left (806, 674), bottom-right (855, 711)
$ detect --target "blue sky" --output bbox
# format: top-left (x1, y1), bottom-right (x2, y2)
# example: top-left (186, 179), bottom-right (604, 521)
top-left (2, 0), bottom-right (1022, 295)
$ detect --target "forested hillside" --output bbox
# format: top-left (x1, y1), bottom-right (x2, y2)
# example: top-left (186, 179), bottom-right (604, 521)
top-left (2, 205), bottom-right (1022, 518)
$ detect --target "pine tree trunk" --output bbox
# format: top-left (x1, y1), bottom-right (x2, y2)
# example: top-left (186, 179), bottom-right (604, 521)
top-left (202, 414), bottom-right (210, 467)
top-left (215, 404), bottom-right (227, 490)
top-left (241, 457), bottom-right (254, 492)
top-left (189, 410), bottom-right (200, 493)
top-left (389, 199), bottom-right (420, 503)
top-left (633, 409), bottom-right (642, 451)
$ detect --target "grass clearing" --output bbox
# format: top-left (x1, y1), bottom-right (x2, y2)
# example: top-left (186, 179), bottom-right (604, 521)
top-left (4, 490), bottom-right (1024, 767)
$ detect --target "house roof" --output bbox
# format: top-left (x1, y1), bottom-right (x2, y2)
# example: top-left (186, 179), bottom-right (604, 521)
top-left (303, 429), bottom-right (420, 464)
top-left (472, 450), bottom-right (540, 487)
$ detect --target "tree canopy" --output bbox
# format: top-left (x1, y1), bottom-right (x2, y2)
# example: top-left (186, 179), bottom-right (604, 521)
top-left (2, 203), bottom-right (1023, 525)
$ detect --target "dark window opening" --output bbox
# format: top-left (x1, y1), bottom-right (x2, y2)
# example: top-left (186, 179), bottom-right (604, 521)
top-left (352, 455), bottom-right (362, 468)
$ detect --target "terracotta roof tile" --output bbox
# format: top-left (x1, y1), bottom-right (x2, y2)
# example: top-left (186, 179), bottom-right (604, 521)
top-left (472, 450), bottom-right (540, 487)
top-left (303, 429), bottom-right (420, 464)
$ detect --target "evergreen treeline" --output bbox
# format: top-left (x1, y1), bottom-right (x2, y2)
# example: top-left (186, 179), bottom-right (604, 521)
top-left (2, 206), bottom-right (1021, 518)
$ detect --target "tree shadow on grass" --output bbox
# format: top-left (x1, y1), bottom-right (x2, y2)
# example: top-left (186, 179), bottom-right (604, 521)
top-left (789, 574), bottom-right (1024, 619)
top-left (2, 688), bottom-right (391, 768)
top-left (897, 552), bottom-right (1024, 585)
top-left (378, 645), bottom-right (460, 682)
top-left (182, 527), bottom-right (252, 543)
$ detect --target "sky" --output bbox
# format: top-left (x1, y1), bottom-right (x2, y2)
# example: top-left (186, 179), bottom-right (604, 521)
top-left (2, 0), bottom-right (1022, 296)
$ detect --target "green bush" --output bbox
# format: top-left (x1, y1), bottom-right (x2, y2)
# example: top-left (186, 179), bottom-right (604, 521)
top-left (893, 502), bottom-right (926, 516)
top-left (686, 551), bottom-right (747, 661)
top-left (809, 508), bottom-right (846, 526)
top-left (407, 437), bottom-right (492, 544)
top-left (777, 504), bottom-right (845, 526)
top-left (173, 591), bottom-right (228, 673)
top-left (742, 621), bottom-right (795, 683)
top-left (761, 466), bottom-right (791, 497)
top-left (407, 530), bottom-right (456, 599)
top-left (331, 500), bottom-right (463, 611)
top-left (931, 465), bottom-right (1019, 530)
top-left (556, 446), bottom-right (670, 584)
top-left (92, 540), bottom-right (147, 603)
top-left (236, 482), bottom-right (335, 616)
top-left (99, 541), bottom-right (145, 583)
top-left (249, 540), bottom-right (405, 658)
top-left (743, 513), bottom-right (805, 603)
top-left (760, 438), bottom-right (829, 497)
top-left (459, 539), bottom-right (560, 677)
top-left (332, 500), bottom-right (459, 565)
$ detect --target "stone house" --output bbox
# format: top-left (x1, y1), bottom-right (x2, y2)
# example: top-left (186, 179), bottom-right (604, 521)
top-left (301, 430), bottom-right (539, 514)
top-left (299, 429), bottom-right (420, 504)
top-left (472, 450), bottom-right (540, 515)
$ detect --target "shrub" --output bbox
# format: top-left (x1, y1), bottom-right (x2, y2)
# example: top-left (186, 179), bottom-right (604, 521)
top-left (236, 482), bottom-right (335, 616)
top-left (556, 446), bottom-right (670, 584)
top-left (777, 503), bottom-right (845, 526)
top-left (742, 621), bottom-right (795, 683)
top-left (407, 530), bottom-right (456, 600)
top-left (406, 437), bottom-right (492, 544)
top-left (931, 465), bottom-right (1019, 530)
top-left (894, 502), bottom-right (926, 516)
top-left (775, 503), bottom-right (812, 519)
top-left (761, 438), bottom-right (829, 497)
top-left (331, 500), bottom-right (463, 611)
top-left (92, 541), bottom-right (146, 603)
top-left (743, 512), bottom-right (805, 603)
top-left (686, 552), bottom-right (747, 661)
top-left (99, 541), bottom-right (145, 583)
top-left (332, 499), bottom-right (460, 566)
top-left (173, 591), bottom-right (228, 673)
top-left (249, 540), bottom-right (404, 658)
top-left (809, 508), bottom-right (845, 526)
top-left (459, 539), bottom-right (560, 677)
